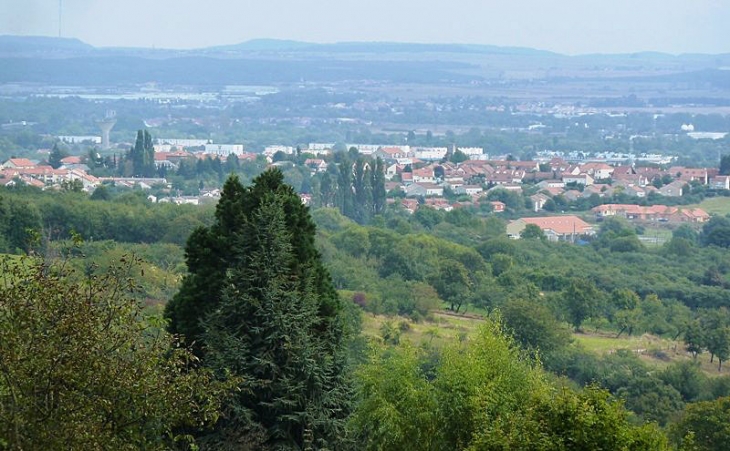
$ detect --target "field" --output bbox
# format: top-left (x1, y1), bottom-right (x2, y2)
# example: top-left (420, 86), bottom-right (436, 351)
top-left (695, 197), bottom-right (730, 216)
top-left (362, 310), bottom-right (728, 376)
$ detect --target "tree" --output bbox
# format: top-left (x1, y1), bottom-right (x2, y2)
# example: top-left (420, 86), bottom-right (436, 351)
top-left (500, 299), bottom-right (571, 355)
top-left (563, 279), bottom-right (603, 331)
top-left (706, 327), bottom-right (730, 372)
top-left (671, 397), bottom-right (730, 451)
top-left (449, 149), bottom-right (468, 164)
top-left (0, 255), bottom-right (229, 449)
top-left (720, 154), bottom-right (730, 175)
top-left (165, 169), bottom-right (351, 449)
top-left (127, 129), bottom-right (156, 177)
top-left (429, 259), bottom-right (471, 312)
top-left (520, 223), bottom-right (546, 240)
top-left (684, 320), bottom-right (705, 359)
top-left (48, 142), bottom-right (67, 169)
top-left (352, 321), bottom-right (669, 450)
top-left (371, 157), bottom-right (387, 216)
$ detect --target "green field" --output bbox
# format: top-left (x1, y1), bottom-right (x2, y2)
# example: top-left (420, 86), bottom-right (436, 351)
top-left (695, 197), bottom-right (730, 215)
top-left (363, 311), bottom-right (728, 376)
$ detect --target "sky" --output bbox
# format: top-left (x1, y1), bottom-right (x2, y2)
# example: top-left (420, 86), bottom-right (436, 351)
top-left (1, 0), bottom-right (729, 55)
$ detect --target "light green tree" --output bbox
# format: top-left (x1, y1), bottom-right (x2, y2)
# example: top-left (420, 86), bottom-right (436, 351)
top-left (0, 255), bottom-right (230, 449)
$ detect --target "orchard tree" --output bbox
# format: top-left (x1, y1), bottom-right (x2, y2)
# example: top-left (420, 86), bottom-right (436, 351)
top-left (563, 279), bottom-right (603, 331)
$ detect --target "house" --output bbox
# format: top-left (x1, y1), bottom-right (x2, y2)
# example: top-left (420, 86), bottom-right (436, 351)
top-left (400, 198), bottom-right (419, 214)
top-left (404, 183), bottom-right (444, 198)
top-left (2, 158), bottom-right (36, 169)
top-left (304, 158), bottom-right (328, 173)
top-left (623, 185), bottom-right (647, 198)
top-left (414, 147), bottom-right (448, 161)
top-left (60, 155), bottom-right (82, 165)
top-left (424, 197), bottom-right (453, 211)
top-left (591, 204), bottom-right (709, 223)
top-left (374, 146), bottom-right (411, 162)
top-left (669, 167), bottom-right (709, 185)
top-left (506, 216), bottom-right (594, 242)
top-left (562, 173), bottom-right (594, 186)
top-left (457, 147), bottom-right (485, 159)
top-left (412, 167), bottom-right (436, 183)
top-left (580, 162), bottom-right (614, 180)
top-left (490, 201), bottom-right (506, 212)
top-left (583, 184), bottom-right (613, 198)
top-left (658, 181), bottom-right (684, 197)
top-left (530, 193), bottom-right (551, 212)
top-left (711, 175), bottom-right (730, 190)
top-left (455, 185), bottom-right (483, 196)
top-left (676, 208), bottom-right (710, 223)
top-left (562, 190), bottom-right (582, 202)
top-left (537, 179), bottom-right (565, 189)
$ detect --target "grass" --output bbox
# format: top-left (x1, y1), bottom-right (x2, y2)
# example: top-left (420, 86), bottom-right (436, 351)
top-left (361, 309), bottom-right (729, 376)
top-left (361, 310), bottom-right (483, 347)
top-left (694, 197), bottom-right (730, 216)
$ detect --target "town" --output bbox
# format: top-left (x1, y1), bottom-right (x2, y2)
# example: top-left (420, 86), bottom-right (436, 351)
top-left (1, 134), bottom-right (722, 243)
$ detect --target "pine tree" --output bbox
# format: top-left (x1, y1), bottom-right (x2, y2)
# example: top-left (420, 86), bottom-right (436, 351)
top-left (164, 169), bottom-right (350, 448)
top-left (48, 142), bottom-right (67, 169)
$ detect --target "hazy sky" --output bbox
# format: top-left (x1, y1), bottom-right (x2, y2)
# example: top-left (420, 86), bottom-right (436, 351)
top-left (1, 0), bottom-right (728, 55)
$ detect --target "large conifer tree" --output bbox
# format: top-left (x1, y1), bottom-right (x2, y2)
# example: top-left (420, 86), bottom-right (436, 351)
top-left (164, 169), bottom-right (350, 449)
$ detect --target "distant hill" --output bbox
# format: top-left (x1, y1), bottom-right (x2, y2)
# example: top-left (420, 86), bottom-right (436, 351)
top-left (208, 39), bottom-right (559, 57)
top-left (1, 35), bottom-right (728, 88)
top-left (0, 36), bottom-right (94, 55)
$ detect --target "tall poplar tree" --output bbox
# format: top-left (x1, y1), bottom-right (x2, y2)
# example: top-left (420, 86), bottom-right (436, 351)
top-left (127, 129), bottom-right (156, 177)
top-left (372, 157), bottom-right (387, 216)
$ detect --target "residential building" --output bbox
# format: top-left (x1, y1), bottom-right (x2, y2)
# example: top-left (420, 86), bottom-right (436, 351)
top-left (507, 216), bottom-right (594, 242)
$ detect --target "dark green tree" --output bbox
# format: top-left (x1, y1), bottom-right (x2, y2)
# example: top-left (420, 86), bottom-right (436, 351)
top-left (165, 169), bottom-right (351, 449)
top-left (671, 396), bottom-right (730, 451)
top-left (720, 154), bottom-right (730, 176)
top-left (48, 142), bottom-right (67, 169)
top-left (371, 157), bottom-right (387, 216)
top-left (335, 156), bottom-right (355, 219)
top-left (563, 279), bottom-right (603, 331)
top-left (353, 158), bottom-right (373, 224)
top-left (520, 223), bottom-right (546, 240)
top-left (127, 129), bottom-right (156, 177)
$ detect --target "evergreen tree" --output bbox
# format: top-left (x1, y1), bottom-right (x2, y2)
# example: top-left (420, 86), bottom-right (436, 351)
top-left (48, 142), bottom-right (67, 169)
top-left (165, 169), bottom-right (350, 448)
top-left (720, 154), bottom-right (730, 176)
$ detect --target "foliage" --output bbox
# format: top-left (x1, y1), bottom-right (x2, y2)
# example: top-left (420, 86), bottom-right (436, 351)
top-left (352, 321), bottom-right (669, 450)
top-left (671, 397), bottom-right (730, 451)
top-left (166, 169), bottom-right (352, 449)
top-left (0, 255), bottom-right (230, 449)
top-left (500, 298), bottom-right (572, 355)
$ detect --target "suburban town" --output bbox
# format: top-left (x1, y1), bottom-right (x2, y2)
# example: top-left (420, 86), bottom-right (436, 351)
top-left (1, 137), bottom-right (720, 243)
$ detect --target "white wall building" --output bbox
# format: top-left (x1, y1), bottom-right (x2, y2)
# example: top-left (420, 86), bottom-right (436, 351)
top-left (204, 144), bottom-right (245, 156)
top-left (415, 147), bottom-right (448, 161)
top-left (58, 135), bottom-right (102, 144)
top-left (457, 147), bottom-right (485, 158)
top-left (157, 138), bottom-right (209, 147)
